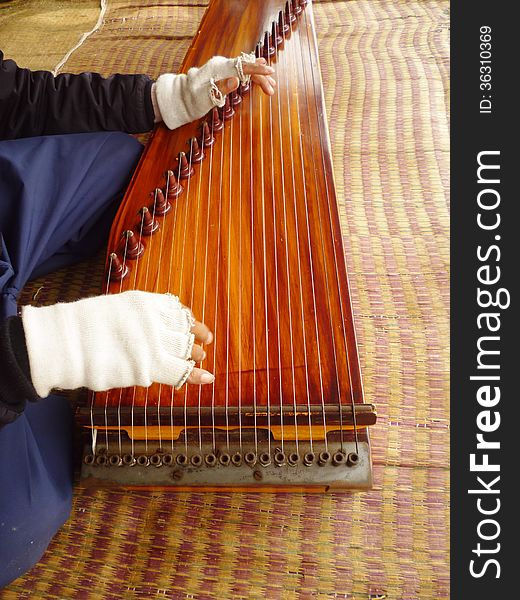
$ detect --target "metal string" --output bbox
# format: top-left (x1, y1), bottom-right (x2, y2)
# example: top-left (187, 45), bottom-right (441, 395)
top-left (238, 90), bottom-right (244, 453)
top-left (197, 117), bottom-right (217, 452)
top-left (293, 21), bottom-right (339, 450)
top-left (177, 142), bottom-right (196, 456)
top-left (186, 135), bottom-right (206, 454)
top-left (99, 254), bottom-right (116, 456)
top-left (249, 75), bottom-right (259, 455)
top-left (166, 162), bottom-right (184, 451)
top-left (166, 165), bottom-right (183, 292)
top-left (225, 106), bottom-right (234, 453)
top-left (288, 14), bottom-right (329, 451)
top-left (139, 186), bottom-right (168, 454)
top-left (257, 53), bottom-right (272, 458)
top-left (149, 183), bottom-right (170, 454)
top-left (275, 16), bottom-right (300, 454)
top-left (88, 258), bottom-right (116, 456)
top-left (104, 231), bottom-right (131, 455)
top-left (88, 391), bottom-right (97, 455)
top-left (126, 211), bottom-right (148, 457)
top-left (300, 7), bottom-right (358, 451)
top-left (116, 212), bottom-right (147, 457)
top-left (280, 14), bottom-right (315, 453)
top-left (211, 113), bottom-right (226, 453)
top-left (266, 31), bottom-right (285, 455)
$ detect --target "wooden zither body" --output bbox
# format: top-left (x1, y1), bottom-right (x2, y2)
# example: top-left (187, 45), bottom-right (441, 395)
top-left (78, 0), bottom-right (376, 490)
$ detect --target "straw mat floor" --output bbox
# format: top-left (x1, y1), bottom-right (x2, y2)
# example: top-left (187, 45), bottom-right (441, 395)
top-left (1, 1), bottom-right (450, 598)
top-left (0, 0), bottom-right (99, 71)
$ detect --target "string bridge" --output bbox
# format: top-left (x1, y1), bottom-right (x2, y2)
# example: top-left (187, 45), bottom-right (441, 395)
top-left (78, 403), bottom-right (376, 442)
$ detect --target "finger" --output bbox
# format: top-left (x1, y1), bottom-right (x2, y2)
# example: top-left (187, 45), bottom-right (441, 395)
top-left (188, 367), bottom-right (214, 385)
top-left (216, 76), bottom-right (239, 95)
top-left (252, 74), bottom-right (275, 95)
top-left (243, 62), bottom-right (275, 77)
top-left (190, 343), bottom-right (206, 362)
top-left (191, 320), bottom-right (213, 344)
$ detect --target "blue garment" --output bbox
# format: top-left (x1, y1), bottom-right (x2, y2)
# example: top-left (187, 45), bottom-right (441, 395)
top-left (0, 131), bottom-right (142, 587)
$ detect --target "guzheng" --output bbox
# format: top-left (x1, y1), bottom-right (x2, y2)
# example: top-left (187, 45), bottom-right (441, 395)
top-left (78, 0), bottom-right (377, 490)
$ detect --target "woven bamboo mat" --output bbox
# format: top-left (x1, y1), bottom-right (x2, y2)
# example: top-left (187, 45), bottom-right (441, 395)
top-left (2, 0), bottom-right (450, 598)
top-left (0, 0), bottom-right (99, 71)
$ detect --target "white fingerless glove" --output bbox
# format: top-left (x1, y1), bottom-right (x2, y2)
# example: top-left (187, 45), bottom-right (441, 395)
top-left (22, 291), bottom-right (196, 397)
top-left (153, 53), bottom-right (256, 130)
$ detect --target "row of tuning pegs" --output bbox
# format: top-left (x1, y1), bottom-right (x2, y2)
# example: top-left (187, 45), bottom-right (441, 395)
top-left (107, 168), bottom-right (182, 281)
top-left (106, 99), bottom-right (240, 282)
top-left (256, 0), bottom-right (309, 60)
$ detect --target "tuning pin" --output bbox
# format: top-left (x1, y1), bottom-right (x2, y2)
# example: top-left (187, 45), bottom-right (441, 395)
top-left (279, 9), bottom-right (289, 34)
top-left (176, 152), bottom-right (194, 179)
top-left (221, 95), bottom-right (235, 120)
top-left (240, 80), bottom-right (250, 95)
top-left (230, 89), bottom-right (242, 107)
top-left (285, 1), bottom-right (296, 24)
top-left (164, 169), bottom-right (183, 199)
top-left (189, 137), bottom-right (204, 163)
top-left (123, 230), bottom-right (144, 260)
top-left (108, 252), bottom-right (128, 281)
top-left (292, 0), bottom-right (302, 16)
top-left (272, 21), bottom-right (282, 47)
top-left (139, 206), bottom-right (159, 236)
top-left (263, 31), bottom-right (274, 59)
top-left (151, 187), bottom-right (171, 216)
top-left (210, 107), bottom-right (224, 132)
top-left (200, 121), bottom-right (215, 147)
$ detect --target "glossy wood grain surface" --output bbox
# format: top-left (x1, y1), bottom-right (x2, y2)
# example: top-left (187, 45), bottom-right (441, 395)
top-left (90, 0), bottom-right (371, 436)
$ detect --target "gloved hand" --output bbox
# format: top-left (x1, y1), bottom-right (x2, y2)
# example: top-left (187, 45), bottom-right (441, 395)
top-left (152, 53), bottom-right (276, 130)
top-left (21, 291), bottom-right (214, 397)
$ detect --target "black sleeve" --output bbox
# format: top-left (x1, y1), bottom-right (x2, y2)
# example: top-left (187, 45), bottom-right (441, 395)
top-left (0, 51), bottom-right (156, 140)
top-left (0, 316), bottom-right (40, 428)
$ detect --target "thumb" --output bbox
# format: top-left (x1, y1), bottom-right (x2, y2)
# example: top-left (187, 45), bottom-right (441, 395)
top-left (216, 76), bottom-right (239, 96)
